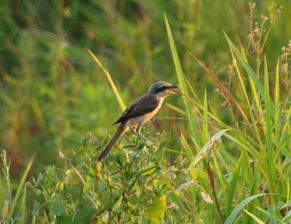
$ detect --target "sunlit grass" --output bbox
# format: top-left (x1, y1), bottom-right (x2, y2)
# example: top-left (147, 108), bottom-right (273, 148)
top-left (0, 0), bottom-right (290, 223)
top-left (88, 49), bottom-right (126, 111)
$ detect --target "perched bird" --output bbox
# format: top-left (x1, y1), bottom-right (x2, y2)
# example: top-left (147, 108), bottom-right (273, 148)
top-left (97, 81), bottom-right (178, 161)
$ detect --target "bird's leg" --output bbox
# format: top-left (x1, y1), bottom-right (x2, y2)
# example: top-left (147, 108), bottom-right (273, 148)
top-left (133, 125), bottom-right (153, 146)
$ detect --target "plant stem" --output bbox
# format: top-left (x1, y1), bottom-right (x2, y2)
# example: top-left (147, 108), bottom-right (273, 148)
top-left (207, 161), bottom-right (224, 223)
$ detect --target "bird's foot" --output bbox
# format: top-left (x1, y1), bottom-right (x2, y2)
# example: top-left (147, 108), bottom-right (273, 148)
top-left (133, 131), bottom-right (154, 147)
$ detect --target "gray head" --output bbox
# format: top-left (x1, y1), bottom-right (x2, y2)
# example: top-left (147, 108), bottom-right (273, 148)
top-left (148, 81), bottom-right (178, 96)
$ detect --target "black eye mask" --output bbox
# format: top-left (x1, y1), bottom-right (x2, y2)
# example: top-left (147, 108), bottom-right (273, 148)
top-left (155, 85), bottom-right (178, 93)
top-left (155, 86), bottom-right (168, 93)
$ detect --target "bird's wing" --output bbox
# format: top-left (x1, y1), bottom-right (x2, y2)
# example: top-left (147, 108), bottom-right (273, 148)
top-left (113, 94), bottom-right (159, 125)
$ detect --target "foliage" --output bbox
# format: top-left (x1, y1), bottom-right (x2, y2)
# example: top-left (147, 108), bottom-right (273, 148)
top-left (1, 0), bottom-right (291, 223)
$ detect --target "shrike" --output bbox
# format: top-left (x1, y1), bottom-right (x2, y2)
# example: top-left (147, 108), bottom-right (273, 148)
top-left (97, 81), bottom-right (178, 162)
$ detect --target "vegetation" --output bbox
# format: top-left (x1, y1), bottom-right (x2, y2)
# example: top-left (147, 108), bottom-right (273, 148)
top-left (0, 0), bottom-right (290, 223)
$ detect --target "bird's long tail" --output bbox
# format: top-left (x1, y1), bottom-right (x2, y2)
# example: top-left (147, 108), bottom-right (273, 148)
top-left (97, 125), bottom-right (126, 162)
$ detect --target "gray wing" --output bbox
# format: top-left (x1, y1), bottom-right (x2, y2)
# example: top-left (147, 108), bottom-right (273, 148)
top-left (113, 94), bottom-right (159, 125)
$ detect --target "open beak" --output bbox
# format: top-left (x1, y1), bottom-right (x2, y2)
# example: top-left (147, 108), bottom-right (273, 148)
top-left (166, 85), bottom-right (179, 95)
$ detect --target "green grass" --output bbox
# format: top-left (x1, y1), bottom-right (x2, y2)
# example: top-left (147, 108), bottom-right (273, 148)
top-left (1, 0), bottom-right (291, 223)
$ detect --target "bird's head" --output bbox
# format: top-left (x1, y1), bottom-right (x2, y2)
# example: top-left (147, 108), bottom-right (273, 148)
top-left (149, 81), bottom-right (179, 97)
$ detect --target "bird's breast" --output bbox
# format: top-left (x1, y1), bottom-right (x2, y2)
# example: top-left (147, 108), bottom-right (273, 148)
top-left (151, 98), bottom-right (164, 116)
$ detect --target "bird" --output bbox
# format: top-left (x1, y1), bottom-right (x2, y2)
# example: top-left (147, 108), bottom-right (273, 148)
top-left (97, 81), bottom-right (178, 162)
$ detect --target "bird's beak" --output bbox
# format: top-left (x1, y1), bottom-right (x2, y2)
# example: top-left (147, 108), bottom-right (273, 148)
top-left (166, 85), bottom-right (179, 95)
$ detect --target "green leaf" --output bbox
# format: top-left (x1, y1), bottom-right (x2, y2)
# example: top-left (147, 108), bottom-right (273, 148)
top-left (51, 201), bottom-right (65, 216)
top-left (168, 192), bottom-right (188, 216)
top-left (84, 167), bottom-right (94, 193)
top-left (225, 193), bottom-right (266, 224)
top-left (140, 167), bottom-right (159, 176)
top-left (189, 165), bottom-right (208, 181)
top-left (145, 195), bottom-right (167, 224)
top-left (189, 129), bottom-right (228, 168)
top-left (128, 195), bottom-right (139, 208)
top-left (112, 195), bottom-right (124, 213)
top-left (32, 201), bottom-right (42, 216)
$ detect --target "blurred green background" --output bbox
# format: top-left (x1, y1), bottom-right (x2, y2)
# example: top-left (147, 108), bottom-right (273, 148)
top-left (1, 0), bottom-right (291, 223)
top-left (1, 0), bottom-right (290, 173)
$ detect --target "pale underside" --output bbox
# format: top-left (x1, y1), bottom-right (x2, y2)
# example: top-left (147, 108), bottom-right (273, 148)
top-left (124, 97), bottom-right (164, 132)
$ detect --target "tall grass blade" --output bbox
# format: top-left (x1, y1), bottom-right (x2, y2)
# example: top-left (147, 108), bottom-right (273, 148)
top-left (230, 49), bottom-right (261, 142)
top-left (237, 44), bottom-right (262, 115)
top-left (282, 210), bottom-right (291, 223)
top-left (164, 14), bottom-right (200, 148)
top-left (224, 34), bottom-right (264, 95)
top-left (202, 90), bottom-right (209, 145)
top-left (243, 209), bottom-right (265, 224)
top-left (263, 56), bottom-right (272, 152)
top-left (189, 129), bottom-right (228, 168)
top-left (8, 156), bottom-right (34, 220)
top-left (254, 206), bottom-right (283, 223)
top-left (274, 61), bottom-right (281, 145)
top-left (20, 183), bottom-right (28, 224)
top-left (180, 133), bottom-right (194, 158)
top-left (226, 154), bottom-right (242, 214)
top-left (224, 193), bottom-right (266, 224)
top-left (190, 53), bottom-right (253, 131)
top-left (88, 49), bottom-right (126, 111)
top-left (224, 34), bottom-right (275, 115)
top-left (263, 57), bottom-right (276, 195)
